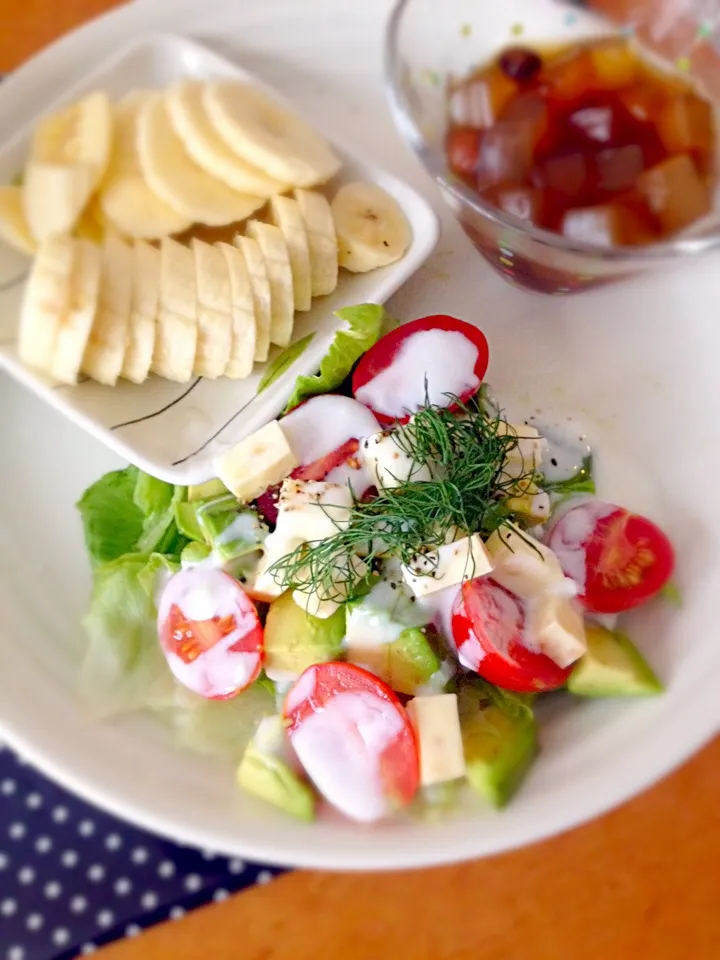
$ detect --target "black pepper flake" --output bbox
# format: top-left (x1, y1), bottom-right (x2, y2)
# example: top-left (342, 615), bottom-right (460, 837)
top-left (551, 457), bottom-right (558, 467)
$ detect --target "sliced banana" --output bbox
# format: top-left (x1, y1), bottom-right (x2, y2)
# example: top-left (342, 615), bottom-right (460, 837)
top-left (233, 235), bottom-right (272, 363)
top-left (22, 161), bottom-right (96, 242)
top-left (81, 237), bottom-right (133, 386)
top-left (31, 90), bottom-right (112, 185)
top-left (75, 199), bottom-right (107, 244)
top-left (153, 238), bottom-right (198, 383)
top-left (216, 241), bottom-right (256, 379)
top-left (99, 92), bottom-right (192, 240)
top-left (52, 239), bottom-right (102, 385)
top-left (269, 195), bottom-right (312, 312)
top-left (121, 240), bottom-right (160, 384)
top-left (166, 81), bottom-right (288, 199)
top-left (192, 239), bottom-right (233, 379)
top-left (0, 186), bottom-right (36, 256)
top-left (23, 91), bottom-right (112, 242)
top-left (18, 235), bottom-right (76, 374)
top-left (331, 181), bottom-right (412, 273)
top-left (137, 94), bottom-right (265, 228)
top-left (204, 81), bottom-right (341, 188)
top-left (245, 220), bottom-right (294, 348)
top-left (294, 188), bottom-right (338, 296)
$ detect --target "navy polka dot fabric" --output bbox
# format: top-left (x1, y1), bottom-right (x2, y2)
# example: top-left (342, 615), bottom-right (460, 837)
top-left (0, 744), bottom-right (284, 960)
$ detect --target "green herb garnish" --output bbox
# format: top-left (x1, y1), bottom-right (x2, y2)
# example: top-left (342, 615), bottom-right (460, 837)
top-left (268, 394), bottom-right (537, 604)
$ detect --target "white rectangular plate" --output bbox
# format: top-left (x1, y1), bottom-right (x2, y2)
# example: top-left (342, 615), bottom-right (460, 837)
top-left (0, 33), bottom-right (439, 483)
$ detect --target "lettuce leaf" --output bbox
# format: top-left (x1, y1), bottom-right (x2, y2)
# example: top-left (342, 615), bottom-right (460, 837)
top-left (79, 553), bottom-right (176, 719)
top-left (134, 472), bottom-right (174, 516)
top-left (257, 333), bottom-right (315, 394)
top-left (170, 683), bottom-right (274, 760)
top-left (76, 466), bottom-right (144, 566)
top-left (284, 303), bottom-right (388, 412)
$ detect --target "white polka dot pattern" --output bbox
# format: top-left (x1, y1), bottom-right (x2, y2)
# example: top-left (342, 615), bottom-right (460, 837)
top-left (0, 742), bottom-right (283, 960)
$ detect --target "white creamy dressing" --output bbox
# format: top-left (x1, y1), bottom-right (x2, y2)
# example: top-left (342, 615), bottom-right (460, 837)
top-left (457, 626), bottom-right (487, 671)
top-left (214, 512), bottom-right (264, 547)
top-left (416, 583), bottom-right (462, 646)
top-left (289, 690), bottom-right (405, 823)
top-left (345, 578), bottom-right (430, 649)
top-left (283, 667), bottom-right (317, 714)
top-left (265, 666), bottom-right (301, 684)
top-left (355, 330), bottom-right (480, 419)
top-left (157, 568), bottom-right (260, 698)
top-left (548, 500), bottom-right (617, 590)
top-left (532, 416), bottom-right (592, 483)
top-left (281, 394), bottom-right (379, 497)
top-left (416, 659), bottom-right (457, 696)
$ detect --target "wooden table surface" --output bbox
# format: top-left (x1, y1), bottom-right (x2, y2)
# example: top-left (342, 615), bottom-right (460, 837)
top-left (3, 1), bottom-right (720, 956)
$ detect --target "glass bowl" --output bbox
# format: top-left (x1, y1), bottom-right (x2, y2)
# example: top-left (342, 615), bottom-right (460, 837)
top-left (385, 0), bottom-right (720, 294)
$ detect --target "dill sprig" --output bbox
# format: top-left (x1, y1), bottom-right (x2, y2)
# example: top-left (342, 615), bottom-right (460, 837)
top-left (268, 394), bottom-right (539, 604)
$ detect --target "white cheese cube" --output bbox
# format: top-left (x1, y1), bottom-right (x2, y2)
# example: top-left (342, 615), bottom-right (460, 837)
top-left (406, 694), bottom-right (466, 786)
top-left (484, 523), bottom-right (565, 600)
top-left (215, 420), bottom-right (298, 503)
top-left (497, 422), bottom-right (544, 477)
top-left (528, 593), bottom-right (587, 668)
top-left (402, 534), bottom-right (493, 598)
top-left (361, 429), bottom-right (432, 490)
top-left (276, 479), bottom-right (353, 542)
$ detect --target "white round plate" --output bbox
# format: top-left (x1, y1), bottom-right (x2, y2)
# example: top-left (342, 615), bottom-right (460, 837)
top-left (1, 0), bottom-right (720, 870)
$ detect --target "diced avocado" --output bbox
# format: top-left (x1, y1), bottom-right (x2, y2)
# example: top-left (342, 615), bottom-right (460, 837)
top-left (180, 541), bottom-right (212, 566)
top-left (188, 478), bottom-right (228, 502)
top-left (458, 680), bottom-right (537, 808)
top-left (264, 590), bottom-right (345, 673)
top-left (237, 744), bottom-right (315, 821)
top-left (197, 498), bottom-right (266, 563)
top-left (568, 624), bottom-right (663, 698)
top-left (388, 627), bottom-right (442, 695)
top-left (346, 627), bottom-right (441, 695)
top-left (174, 501), bottom-right (207, 542)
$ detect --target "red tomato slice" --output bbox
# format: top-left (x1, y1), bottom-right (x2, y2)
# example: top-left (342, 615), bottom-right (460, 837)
top-left (157, 567), bottom-right (263, 700)
top-left (547, 500), bottom-right (675, 614)
top-left (452, 579), bottom-right (571, 693)
top-left (283, 662), bottom-right (419, 822)
top-left (352, 315), bottom-right (490, 424)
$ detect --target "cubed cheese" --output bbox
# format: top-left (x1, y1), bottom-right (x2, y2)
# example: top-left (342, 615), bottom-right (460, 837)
top-left (406, 694), bottom-right (466, 786)
top-left (505, 484), bottom-right (552, 523)
top-left (276, 479), bottom-right (353, 541)
top-left (214, 420), bottom-right (298, 502)
top-left (497, 421), bottom-right (544, 478)
top-left (528, 593), bottom-right (587, 668)
top-left (484, 523), bottom-right (565, 600)
top-left (402, 534), bottom-right (493, 598)
top-left (361, 429), bottom-right (432, 490)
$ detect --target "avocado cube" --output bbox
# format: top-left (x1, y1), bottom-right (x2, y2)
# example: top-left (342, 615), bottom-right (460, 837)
top-left (188, 478), bottom-right (229, 502)
top-left (195, 498), bottom-right (266, 563)
top-left (388, 627), bottom-right (442, 695)
top-left (237, 745), bottom-right (315, 821)
top-left (458, 680), bottom-right (538, 808)
top-left (568, 624), bottom-right (663, 698)
top-left (264, 590), bottom-right (345, 674)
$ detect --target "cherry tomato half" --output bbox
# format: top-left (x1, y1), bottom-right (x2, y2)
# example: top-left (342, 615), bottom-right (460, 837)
top-left (547, 500), bottom-right (675, 614)
top-left (283, 662), bottom-right (419, 822)
top-left (352, 315), bottom-right (490, 424)
top-left (452, 579), bottom-right (571, 693)
top-left (157, 567), bottom-right (263, 699)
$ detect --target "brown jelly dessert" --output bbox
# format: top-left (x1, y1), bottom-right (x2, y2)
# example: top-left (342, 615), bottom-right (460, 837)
top-left (446, 38), bottom-right (717, 246)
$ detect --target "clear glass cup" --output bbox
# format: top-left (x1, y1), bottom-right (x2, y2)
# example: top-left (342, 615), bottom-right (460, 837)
top-left (385, 0), bottom-right (720, 294)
